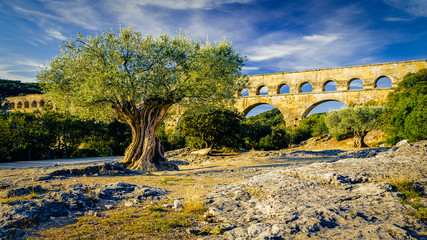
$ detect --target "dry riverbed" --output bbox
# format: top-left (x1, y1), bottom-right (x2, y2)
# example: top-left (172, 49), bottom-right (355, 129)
top-left (0, 140), bottom-right (426, 239)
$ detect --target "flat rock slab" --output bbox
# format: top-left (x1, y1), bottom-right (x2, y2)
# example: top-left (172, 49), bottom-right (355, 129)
top-left (191, 148), bottom-right (212, 156)
top-left (0, 181), bottom-right (167, 239)
top-left (202, 141), bottom-right (427, 239)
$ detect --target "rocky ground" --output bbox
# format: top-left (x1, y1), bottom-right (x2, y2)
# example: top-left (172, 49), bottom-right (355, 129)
top-left (0, 140), bottom-right (426, 239)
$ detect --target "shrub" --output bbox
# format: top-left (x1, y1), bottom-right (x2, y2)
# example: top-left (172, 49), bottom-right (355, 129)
top-left (382, 68), bottom-right (427, 144)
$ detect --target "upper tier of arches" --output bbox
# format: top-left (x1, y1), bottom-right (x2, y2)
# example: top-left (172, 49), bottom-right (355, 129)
top-left (239, 76), bottom-right (393, 96)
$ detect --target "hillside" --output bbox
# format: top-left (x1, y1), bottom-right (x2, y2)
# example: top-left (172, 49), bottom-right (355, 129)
top-left (0, 79), bottom-right (42, 98)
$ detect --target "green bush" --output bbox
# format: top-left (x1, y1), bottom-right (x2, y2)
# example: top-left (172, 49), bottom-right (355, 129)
top-left (382, 68), bottom-right (427, 144)
top-left (0, 108), bottom-right (131, 162)
top-left (178, 107), bottom-right (242, 149)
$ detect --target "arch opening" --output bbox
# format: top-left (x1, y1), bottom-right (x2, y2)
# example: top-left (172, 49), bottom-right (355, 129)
top-left (257, 85), bottom-right (268, 95)
top-left (39, 100), bottom-right (45, 107)
top-left (348, 79), bottom-right (363, 90)
top-left (244, 103), bottom-right (279, 118)
top-left (17, 102), bottom-right (23, 108)
top-left (375, 76), bottom-right (392, 88)
top-left (278, 84), bottom-right (290, 94)
top-left (323, 80), bottom-right (337, 92)
top-left (31, 101), bottom-right (37, 108)
top-left (299, 82), bottom-right (312, 93)
top-left (10, 102), bottom-right (15, 109)
top-left (302, 100), bottom-right (347, 119)
top-left (24, 101), bottom-right (29, 108)
top-left (240, 88), bottom-right (249, 97)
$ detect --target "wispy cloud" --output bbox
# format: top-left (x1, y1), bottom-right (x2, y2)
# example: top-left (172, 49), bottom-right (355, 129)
top-left (0, 57), bottom-right (40, 82)
top-left (40, 0), bottom-right (102, 30)
top-left (12, 5), bottom-right (69, 42)
top-left (242, 66), bottom-right (260, 71)
top-left (45, 29), bottom-right (67, 41)
top-left (384, 0), bottom-right (427, 17)
top-left (384, 17), bottom-right (412, 21)
top-left (242, 3), bottom-right (397, 72)
top-left (247, 34), bottom-right (341, 62)
top-left (109, 0), bottom-right (252, 10)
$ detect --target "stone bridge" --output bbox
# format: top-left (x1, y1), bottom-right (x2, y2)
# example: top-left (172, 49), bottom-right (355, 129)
top-left (4, 60), bottom-right (427, 127)
top-left (233, 59), bottom-right (427, 126)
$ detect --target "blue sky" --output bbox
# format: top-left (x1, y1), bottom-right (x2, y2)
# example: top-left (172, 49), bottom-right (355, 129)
top-left (1, 0), bottom-right (426, 116)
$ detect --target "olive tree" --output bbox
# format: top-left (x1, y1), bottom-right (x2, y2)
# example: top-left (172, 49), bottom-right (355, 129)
top-left (38, 27), bottom-right (247, 170)
top-left (324, 105), bottom-right (383, 148)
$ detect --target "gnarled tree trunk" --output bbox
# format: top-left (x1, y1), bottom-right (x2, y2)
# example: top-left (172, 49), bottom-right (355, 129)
top-left (117, 99), bottom-right (178, 171)
top-left (353, 131), bottom-right (368, 148)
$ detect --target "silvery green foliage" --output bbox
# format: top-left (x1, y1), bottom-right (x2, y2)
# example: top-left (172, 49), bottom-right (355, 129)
top-left (37, 27), bottom-right (247, 122)
top-left (325, 105), bottom-right (383, 137)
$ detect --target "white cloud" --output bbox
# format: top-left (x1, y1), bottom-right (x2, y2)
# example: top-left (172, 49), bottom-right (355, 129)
top-left (302, 34), bottom-right (341, 43)
top-left (384, 0), bottom-right (427, 17)
top-left (241, 3), bottom-right (399, 72)
top-left (384, 17), bottom-right (411, 21)
top-left (12, 5), bottom-right (69, 42)
top-left (0, 57), bottom-right (41, 82)
top-left (242, 66), bottom-right (260, 71)
top-left (246, 34), bottom-right (342, 62)
top-left (110, 0), bottom-right (252, 10)
top-left (40, 0), bottom-right (102, 30)
top-left (46, 29), bottom-right (67, 41)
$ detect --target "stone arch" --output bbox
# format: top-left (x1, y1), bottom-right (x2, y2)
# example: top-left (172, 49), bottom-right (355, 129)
top-left (322, 80), bottom-right (337, 92)
top-left (348, 78), bottom-right (364, 90)
top-left (39, 100), bottom-right (45, 107)
top-left (3, 102), bottom-right (10, 110)
top-left (301, 99), bottom-right (348, 119)
top-left (17, 102), bottom-right (23, 108)
top-left (24, 101), bottom-right (30, 108)
top-left (31, 101), bottom-right (37, 108)
top-left (277, 84), bottom-right (290, 94)
top-left (299, 82), bottom-right (312, 93)
top-left (256, 85), bottom-right (268, 95)
top-left (10, 102), bottom-right (15, 109)
top-left (374, 76), bottom-right (392, 88)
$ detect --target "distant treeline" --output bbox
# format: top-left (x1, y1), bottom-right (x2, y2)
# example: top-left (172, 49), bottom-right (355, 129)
top-left (0, 79), bottom-right (43, 98)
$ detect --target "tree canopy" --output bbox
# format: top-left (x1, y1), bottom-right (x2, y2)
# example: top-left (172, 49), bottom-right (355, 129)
top-left (178, 107), bottom-right (242, 149)
top-left (325, 105), bottom-right (383, 147)
top-left (38, 27), bottom-right (247, 170)
top-left (382, 68), bottom-right (427, 144)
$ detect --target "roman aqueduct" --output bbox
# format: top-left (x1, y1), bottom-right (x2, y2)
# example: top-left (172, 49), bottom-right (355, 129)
top-left (5, 59), bottom-right (427, 126)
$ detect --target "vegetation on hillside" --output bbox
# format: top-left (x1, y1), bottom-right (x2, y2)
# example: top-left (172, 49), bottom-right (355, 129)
top-left (0, 108), bottom-right (131, 162)
top-left (0, 79), bottom-right (42, 98)
top-left (381, 68), bottom-right (427, 144)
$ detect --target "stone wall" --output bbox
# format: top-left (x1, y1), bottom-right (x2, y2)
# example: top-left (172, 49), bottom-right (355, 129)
top-left (5, 94), bottom-right (46, 113)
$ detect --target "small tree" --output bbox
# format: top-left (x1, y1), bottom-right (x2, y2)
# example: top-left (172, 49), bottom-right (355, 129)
top-left (178, 107), bottom-right (242, 149)
top-left (38, 27), bottom-right (246, 170)
top-left (382, 68), bottom-right (427, 144)
top-left (325, 105), bottom-right (383, 148)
